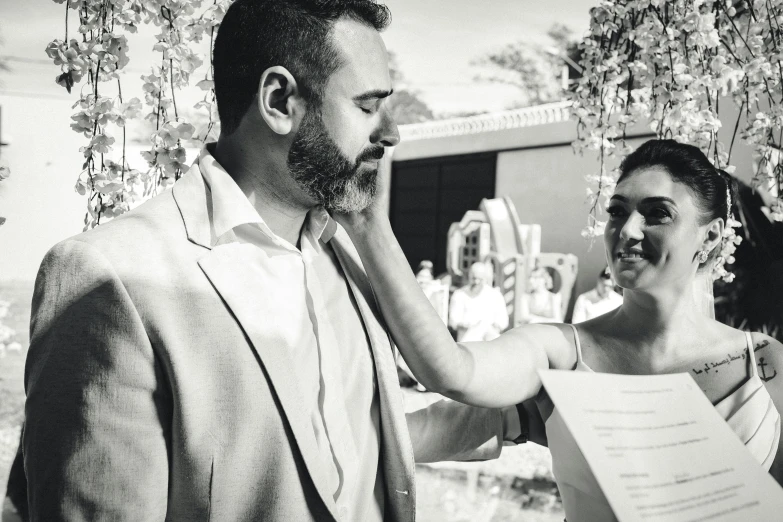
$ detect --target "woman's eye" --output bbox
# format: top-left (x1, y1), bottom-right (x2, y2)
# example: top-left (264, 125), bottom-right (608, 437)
top-left (360, 106), bottom-right (375, 115)
top-left (647, 208), bottom-right (672, 221)
top-left (606, 206), bottom-right (626, 218)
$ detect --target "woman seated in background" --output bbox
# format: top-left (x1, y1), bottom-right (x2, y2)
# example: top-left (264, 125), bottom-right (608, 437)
top-left (337, 139), bottom-right (783, 522)
top-left (522, 265), bottom-right (563, 323)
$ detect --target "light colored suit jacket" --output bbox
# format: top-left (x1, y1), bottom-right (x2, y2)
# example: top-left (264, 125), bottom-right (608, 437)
top-left (24, 163), bottom-right (506, 522)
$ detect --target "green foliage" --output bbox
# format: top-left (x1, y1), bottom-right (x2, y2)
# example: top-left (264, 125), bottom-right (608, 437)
top-left (472, 23), bottom-right (581, 108)
top-left (386, 51), bottom-right (434, 125)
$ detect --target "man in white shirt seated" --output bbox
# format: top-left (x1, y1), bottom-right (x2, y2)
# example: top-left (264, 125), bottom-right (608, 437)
top-left (571, 266), bottom-right (623, 324)
top-left (449, 262), bottom-right (509, 342)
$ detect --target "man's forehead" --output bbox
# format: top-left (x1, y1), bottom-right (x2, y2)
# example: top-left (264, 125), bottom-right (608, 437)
top-left (329, 18), bottom-right (391, 92)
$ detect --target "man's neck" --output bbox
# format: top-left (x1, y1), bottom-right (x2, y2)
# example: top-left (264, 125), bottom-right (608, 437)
top-left (212, 138), bottom-right (312, 248)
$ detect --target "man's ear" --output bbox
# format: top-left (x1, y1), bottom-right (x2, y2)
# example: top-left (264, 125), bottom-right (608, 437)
top-left (701, 217), bottom-right (724, 254)
top-left (257, 66), bottom-right (305, 135)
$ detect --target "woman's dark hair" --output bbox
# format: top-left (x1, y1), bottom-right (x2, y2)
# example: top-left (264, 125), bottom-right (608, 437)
top-left (213, 0), bottom-right (391, 135)
top-left (617, 139), bottom-right (738, 265)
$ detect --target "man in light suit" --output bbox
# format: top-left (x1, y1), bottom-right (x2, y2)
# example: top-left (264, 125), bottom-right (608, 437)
top-left (23, 1), bottom-right (525, 520)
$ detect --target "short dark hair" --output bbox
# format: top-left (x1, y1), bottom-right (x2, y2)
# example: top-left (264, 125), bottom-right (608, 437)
top-left (213, 0), bottom-right (391, 135)
top-left (617, 139), bottom-right (738, 266)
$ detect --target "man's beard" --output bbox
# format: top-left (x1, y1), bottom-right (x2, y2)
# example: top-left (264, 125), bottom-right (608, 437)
top-left (288, 108), bottom-right (385, 213)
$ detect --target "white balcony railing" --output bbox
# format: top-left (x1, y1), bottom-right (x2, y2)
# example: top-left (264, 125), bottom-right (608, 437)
top-left (399, 100), bottom-right (573, 142)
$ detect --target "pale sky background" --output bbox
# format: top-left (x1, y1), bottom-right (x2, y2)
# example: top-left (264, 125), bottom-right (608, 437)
top-left (0, 0), bottom-right (597, 282)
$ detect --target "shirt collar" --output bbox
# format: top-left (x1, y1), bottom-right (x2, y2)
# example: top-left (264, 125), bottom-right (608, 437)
top-left (311, 206), bottom-right (339, 243)
top-left (198, 144), bottom-right (338, 244)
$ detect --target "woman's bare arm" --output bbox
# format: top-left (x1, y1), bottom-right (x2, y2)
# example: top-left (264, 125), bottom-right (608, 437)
top-left (751, 332), bottom-right (783, 485)
top-left (339, 213), bottom-right (570, 408)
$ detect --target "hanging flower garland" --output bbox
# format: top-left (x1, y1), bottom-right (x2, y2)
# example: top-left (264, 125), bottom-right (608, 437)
top-left (47, 0), bottom-right (779, 284)
top-left (573, 0), bottom-right (783, 282)
top-left (46, 0), bottom-right (229, 230)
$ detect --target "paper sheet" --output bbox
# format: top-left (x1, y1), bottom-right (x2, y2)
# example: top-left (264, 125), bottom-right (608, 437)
top-left (539, 369), bottom-right (783, 522)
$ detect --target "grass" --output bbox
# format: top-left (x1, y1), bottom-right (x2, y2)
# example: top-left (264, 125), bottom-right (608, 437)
top-left (401, 389), bottom-right (562, 520)
top-left (0, 280), bottom-right (32, 502)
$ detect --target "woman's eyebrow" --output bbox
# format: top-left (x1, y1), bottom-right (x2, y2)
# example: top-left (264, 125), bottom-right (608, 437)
top-left (608, 195), bottom-right (676, 205)
top-left (641, 196), bottom-right (676, 205)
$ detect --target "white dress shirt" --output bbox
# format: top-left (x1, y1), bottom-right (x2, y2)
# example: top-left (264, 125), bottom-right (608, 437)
top-left (199, 147), bottom-right (383, 521)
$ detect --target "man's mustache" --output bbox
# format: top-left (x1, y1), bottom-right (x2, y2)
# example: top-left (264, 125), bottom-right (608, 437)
top-left (356, 146), bottom-right (385, 164)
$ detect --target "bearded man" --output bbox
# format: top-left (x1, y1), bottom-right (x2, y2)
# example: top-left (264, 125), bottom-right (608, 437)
top-left (23, 1), bottom-right (526, 520)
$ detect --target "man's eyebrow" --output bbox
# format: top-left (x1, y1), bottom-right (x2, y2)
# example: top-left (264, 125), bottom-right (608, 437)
top-left (353, 89), bottom-right (393, 102)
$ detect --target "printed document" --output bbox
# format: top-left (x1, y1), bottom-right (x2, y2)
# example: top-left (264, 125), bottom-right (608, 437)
top-left (539, 369), bottom-right (783, 521)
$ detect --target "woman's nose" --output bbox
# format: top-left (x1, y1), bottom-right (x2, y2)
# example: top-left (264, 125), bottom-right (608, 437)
top-left (619, 212), bottom-right (644, 242)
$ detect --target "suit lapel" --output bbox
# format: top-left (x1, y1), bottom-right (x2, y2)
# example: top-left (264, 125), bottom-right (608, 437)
top-left (198, 245), bottom-right (340, 521)
top-left (173, 160), bottom-right (413, 520)
top-left (172, 165), bottom-right (339, 520)
top-left (329, 227), bottom-right (416, 522)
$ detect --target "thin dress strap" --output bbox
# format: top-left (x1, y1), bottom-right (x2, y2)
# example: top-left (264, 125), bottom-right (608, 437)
top-left (745, 331), bottom-right (757, 377)
top-left (567, 323), bottom-right (585, 364)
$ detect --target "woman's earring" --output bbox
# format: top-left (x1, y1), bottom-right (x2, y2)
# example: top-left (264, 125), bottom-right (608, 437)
top-left (697, 250), bottom-right (709, 263)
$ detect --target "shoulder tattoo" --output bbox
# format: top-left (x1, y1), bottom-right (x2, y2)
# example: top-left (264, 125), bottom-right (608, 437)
top-left (756, 340), bottom-right (778, 383)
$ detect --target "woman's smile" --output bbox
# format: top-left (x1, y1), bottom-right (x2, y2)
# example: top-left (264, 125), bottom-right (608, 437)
top-left (616, 249), bottom-right (652, 263)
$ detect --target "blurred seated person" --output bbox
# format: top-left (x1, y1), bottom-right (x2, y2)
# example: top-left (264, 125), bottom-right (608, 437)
top-left (414, 260), bottom-right (448, 323)
top-left (449, 262), bottom-right (509, 342)
top-left (571, 266), bottom-right (623, 324)
top-left (415, 259), bottom-right (434, 284)
top-left (521, 266), bottom-right (563, 323)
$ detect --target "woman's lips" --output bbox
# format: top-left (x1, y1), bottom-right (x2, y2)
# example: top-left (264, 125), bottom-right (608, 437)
top-left (617, 251), bottom-right (649, 262)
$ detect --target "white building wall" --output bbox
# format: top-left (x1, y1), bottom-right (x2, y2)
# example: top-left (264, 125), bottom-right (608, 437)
top-left (0, 94), bottom-right (86, 282)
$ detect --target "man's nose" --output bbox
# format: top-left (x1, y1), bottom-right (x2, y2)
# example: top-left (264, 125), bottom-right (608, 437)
top-left (619, 212), bottom-right (645, 242)
top-left (373, 106), bottom-right (400, 147)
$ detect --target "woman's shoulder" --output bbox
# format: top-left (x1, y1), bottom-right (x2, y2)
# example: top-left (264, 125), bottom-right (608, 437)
top-left (748, 331), bottom-right (783, 351)
top-left (700, 320), bottom-right (757, 349)
top-left (745, 332), bottom-right (783, 413)
top-left (749, 331), bottom-right (783, 373)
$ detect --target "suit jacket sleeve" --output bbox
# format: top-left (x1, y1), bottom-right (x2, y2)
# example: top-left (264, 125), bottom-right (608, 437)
top-left (24, 239), bottom-right (170, 521)
top-left (405, 399), bottom-right (506, 463)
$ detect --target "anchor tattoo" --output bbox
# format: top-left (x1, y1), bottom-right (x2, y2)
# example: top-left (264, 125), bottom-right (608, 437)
top-left (759, 357), bottom-right (778, 382)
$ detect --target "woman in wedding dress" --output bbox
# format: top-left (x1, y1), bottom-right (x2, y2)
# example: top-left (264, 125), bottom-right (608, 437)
top-left (337, 139), bottom-right (783, 522)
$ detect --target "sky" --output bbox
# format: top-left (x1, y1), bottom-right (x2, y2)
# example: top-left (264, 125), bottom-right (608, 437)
top-left (0, 0), bottom-right (597, 282)
top-left (0, 0), bottom-right (597, 112)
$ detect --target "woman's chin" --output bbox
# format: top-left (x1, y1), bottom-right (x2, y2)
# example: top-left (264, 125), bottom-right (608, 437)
top-left (612, 266), bottom-right (649, 290)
